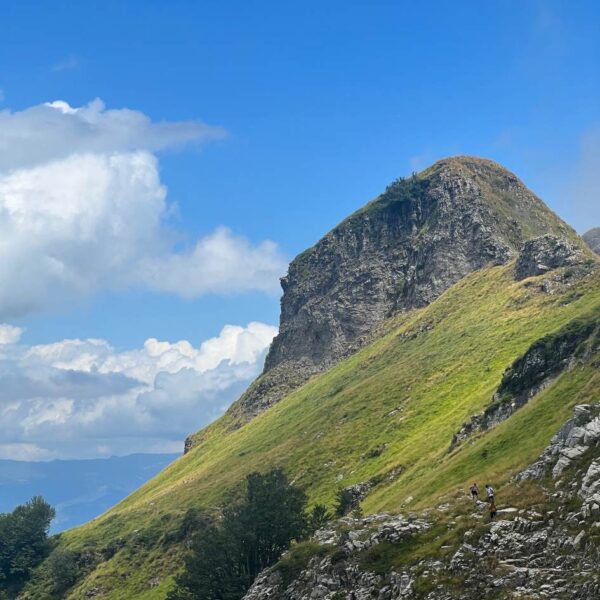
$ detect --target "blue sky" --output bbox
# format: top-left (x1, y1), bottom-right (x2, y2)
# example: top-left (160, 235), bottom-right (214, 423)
top-left (0, 1), bottom-right (598, 459)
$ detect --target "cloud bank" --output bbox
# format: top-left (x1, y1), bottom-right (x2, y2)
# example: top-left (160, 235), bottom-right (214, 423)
top-left (0, 100), bottom-right (287, 318)
top-left (0, 322), bottom-right (277, 460)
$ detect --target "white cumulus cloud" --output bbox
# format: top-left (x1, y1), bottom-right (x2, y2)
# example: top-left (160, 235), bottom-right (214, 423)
top-left (0, 321), bottom-right (277, 459)
top-left (0, 100), bottom-right (287, 317)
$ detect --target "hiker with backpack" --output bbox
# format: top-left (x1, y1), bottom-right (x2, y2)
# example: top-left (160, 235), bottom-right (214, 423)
top-left (485, 484), bottom-right (494, 503)
top-left (470, 482), bottom-right (479, 501)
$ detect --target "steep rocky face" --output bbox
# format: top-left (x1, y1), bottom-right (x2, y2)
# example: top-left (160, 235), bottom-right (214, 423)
top-left (514, 234), bottom-right (585, 280)
top-left (219, 157), bottom-right (578, 426)
top-left (584, 227), bottom-right (600, 254)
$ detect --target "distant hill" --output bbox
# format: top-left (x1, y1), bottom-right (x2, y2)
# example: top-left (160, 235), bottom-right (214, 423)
top-left (0, 453), bottom-right (178, 532)
top-left (584, 227), bottom-right (600, 254)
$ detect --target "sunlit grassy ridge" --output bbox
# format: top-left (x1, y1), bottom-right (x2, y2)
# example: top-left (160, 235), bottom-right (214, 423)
top-left (23, 259), bottom-right (600, 599)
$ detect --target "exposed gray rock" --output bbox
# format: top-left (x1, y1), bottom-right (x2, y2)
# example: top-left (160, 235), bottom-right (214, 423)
top-left (517, 404), bottom-right (600, 481)
top-left (583, 227), bottom-right (600, 254)
top-left (336, 482), bottom-right (373, 514)
top-left (514, 234), bottom-right (585, 280)
top-left (246, 505), bottom-right (600, 599)
top-left (201, 157), bottom-right (579, 437)
top-left (244, 514), bottom-right (429, 600)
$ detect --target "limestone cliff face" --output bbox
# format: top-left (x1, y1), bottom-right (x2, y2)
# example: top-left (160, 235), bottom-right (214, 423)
top-left (186, 157), bottom-right (578, 449)
top-left (584, 228), bottom-right (600, 254)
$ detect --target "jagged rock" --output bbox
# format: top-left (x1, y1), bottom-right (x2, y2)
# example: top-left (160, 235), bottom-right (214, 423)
top-left (336, 482), bottom-right (373, 514)
top-left (246, 505), bottom-right (599, 599)
top-left (244, 514), bottom-right (429, 600)
top-left (517, 404), bottom-right (600, 482)
top-left (182, 157), bottom-right (581, 447)
top-left (514, 234), bottom-right (584, 280)
top-left (583, 227), bottom-right (600, 254)
top-left (580, 460), bottom-right (600, 499)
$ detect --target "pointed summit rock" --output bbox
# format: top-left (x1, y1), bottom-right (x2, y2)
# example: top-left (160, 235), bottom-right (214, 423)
top-left (187, 156), bottom-right (581, 447)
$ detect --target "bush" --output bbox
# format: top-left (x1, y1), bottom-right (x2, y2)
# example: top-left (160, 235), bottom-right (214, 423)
top-left (307, 504), bottom-right (331, 533)
top-left (334, 489), bottom-right (357, 516)
top-left (47, 548), bottom-right (80, 594)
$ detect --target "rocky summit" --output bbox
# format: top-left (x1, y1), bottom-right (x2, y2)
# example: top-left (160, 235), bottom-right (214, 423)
top-left (197, 157), bottom-right (578, 436)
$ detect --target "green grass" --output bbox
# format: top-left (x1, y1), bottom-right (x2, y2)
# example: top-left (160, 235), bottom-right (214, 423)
top-left (22, 259), bottom-right (600, 599)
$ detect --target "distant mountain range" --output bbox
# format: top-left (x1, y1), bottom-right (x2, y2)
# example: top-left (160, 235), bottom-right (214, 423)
top-left (0, 453), bottom-right (178, 533)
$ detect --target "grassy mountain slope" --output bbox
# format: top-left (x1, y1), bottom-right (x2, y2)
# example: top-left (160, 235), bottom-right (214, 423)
top-left (23, 252), bottom-right (600, 599)
top-left (223, 156), bottom-right (582, 427)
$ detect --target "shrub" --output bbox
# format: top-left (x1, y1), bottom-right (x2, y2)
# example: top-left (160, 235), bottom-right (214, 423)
top-left (47, 548), bottom-right (80, 594)
top-left (307, 504), bottom-right (331, 533)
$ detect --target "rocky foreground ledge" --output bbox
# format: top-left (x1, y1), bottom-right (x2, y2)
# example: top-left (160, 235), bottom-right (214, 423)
top-left (244, 405), bottom-right (600, 600)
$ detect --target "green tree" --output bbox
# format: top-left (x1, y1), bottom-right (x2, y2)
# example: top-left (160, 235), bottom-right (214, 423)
top-left (334, 488), bottom-right (356, 516)
top-left (307, 504), bottom-right (331, 533)
top-left (0, 496), bottom-right (55, 594)
top-left (169, 469), bottom-right (307, 600)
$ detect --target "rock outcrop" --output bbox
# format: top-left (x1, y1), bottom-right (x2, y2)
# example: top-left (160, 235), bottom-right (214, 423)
top-left (514, 234), bottom-right (585, 280)
top-left (517, 403), bottom-right (600, 482)
top-left (243, 514), bottom-right (430, 600)
top-left (186, 156), bottom-right (579, 449)
top-left (583, 227), bottom-right (600, 254)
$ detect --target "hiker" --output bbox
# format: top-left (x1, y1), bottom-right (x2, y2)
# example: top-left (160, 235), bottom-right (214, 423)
top-left (470, 482), bottom-right (479, 501)
top-left (485, 484), bottom-right (494, 503)
top-left (489, 499), bottom-right (497, 520)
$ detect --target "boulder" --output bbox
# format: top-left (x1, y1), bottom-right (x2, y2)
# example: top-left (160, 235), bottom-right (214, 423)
top-left (514, 235), bottom-right (584, 280)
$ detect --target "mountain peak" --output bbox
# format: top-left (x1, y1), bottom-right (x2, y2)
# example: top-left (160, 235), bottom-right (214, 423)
top-left (426, 154), bottom-right (512, 172)
top-left (188, 157), bottom-right (581, 443)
